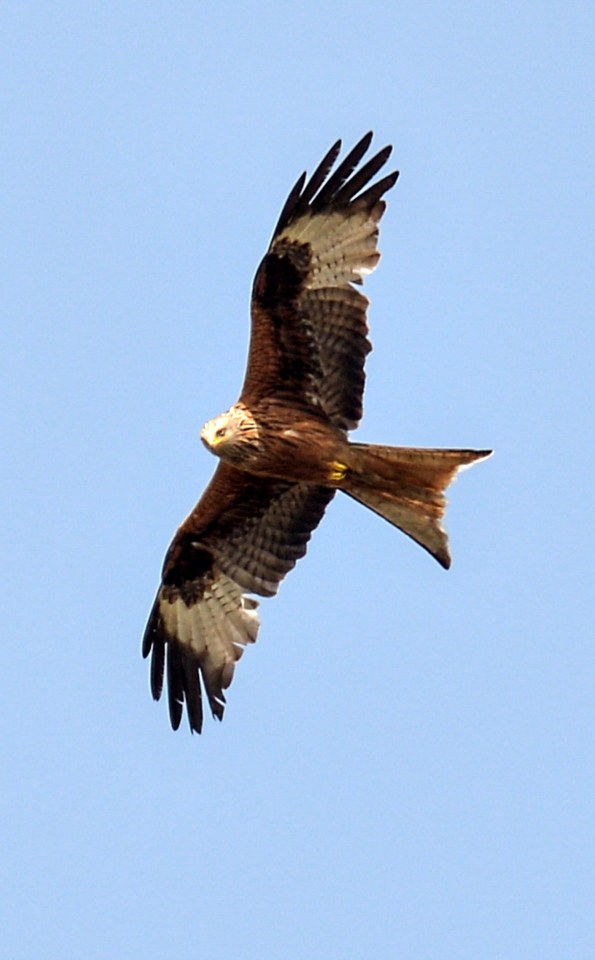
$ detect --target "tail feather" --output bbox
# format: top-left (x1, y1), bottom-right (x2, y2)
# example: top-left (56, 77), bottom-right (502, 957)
top-left (343, 444), bottom-right (492, 568)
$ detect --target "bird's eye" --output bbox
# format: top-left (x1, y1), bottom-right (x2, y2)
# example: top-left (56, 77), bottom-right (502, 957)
top-left (215, 427), bottom-right (227, 438)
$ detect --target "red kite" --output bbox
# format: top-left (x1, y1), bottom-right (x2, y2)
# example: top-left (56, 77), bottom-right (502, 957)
top-left (143, 133), bottom-right (491, 733)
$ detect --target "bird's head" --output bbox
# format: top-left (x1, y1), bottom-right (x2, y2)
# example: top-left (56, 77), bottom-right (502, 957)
top-left (200, 404), bottom-right (260, 465)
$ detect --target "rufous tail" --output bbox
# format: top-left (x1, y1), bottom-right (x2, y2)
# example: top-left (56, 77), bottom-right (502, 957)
top-left (343, 444), bottom-right (492, 568)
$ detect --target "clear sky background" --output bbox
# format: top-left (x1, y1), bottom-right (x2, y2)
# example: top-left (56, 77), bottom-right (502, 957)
top-left (2, 3), bottom-right (593, 958)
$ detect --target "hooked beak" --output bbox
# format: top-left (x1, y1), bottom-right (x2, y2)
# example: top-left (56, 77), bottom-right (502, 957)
top-left (201, 420), bottom-right (225, 453)
top-left (200, 423), bottom-right (215, 451)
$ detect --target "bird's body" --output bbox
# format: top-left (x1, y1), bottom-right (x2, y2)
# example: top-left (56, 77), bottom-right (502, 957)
top-left (143, 133), bottom-right (491, 734)
top-left (201, 401), bottom-right (349, 484)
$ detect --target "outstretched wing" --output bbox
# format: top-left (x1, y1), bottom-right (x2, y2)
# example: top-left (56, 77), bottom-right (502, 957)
top-left (242, 132), bottom-right (399, 431)
top-left (143, 463), bottom-right (334, 733)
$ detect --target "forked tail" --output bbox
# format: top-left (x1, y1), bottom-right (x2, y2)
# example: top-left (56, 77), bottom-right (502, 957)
top-left (343, 443), bottom-right (492, 568)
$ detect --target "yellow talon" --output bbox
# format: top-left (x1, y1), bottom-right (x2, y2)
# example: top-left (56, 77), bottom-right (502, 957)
top-left (330, 461), bottom-right (348, 483)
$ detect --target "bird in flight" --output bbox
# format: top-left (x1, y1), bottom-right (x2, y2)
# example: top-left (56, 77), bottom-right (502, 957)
top-left (143, 133), bottom-right (491, 734)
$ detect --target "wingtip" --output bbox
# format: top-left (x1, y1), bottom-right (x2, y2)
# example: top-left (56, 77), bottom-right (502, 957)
top-left (375, 143), bottom-right (393, 164)
top-left (360, 130), bottom-right (374, 151)
top-left (455, 449), bottom-right (494, 474)
top-left (361, 133), bottom-right (394, 165)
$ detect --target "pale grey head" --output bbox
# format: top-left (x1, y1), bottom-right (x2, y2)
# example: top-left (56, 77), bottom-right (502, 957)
top-left (200, 403), bottom-right (260, 467)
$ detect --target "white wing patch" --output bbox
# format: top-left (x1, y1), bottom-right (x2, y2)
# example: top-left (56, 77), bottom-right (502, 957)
top-left (159, 575), bottom-right (260, 692)
top-left (279, 208), bottom-right (382, 288)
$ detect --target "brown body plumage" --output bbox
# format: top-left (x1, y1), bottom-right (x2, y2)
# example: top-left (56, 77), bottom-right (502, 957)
top-left (143, 133), bottom-right (491, 734)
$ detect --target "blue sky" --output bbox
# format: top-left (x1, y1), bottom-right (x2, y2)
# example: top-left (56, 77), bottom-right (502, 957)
top-left (2, 2), bottom-right (593, 958)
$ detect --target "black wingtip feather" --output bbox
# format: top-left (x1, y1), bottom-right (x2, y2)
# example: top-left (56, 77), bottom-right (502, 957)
top-left (299, 138), bottom-right (342, 206)
top-left (314, 132), bottom-right (375, 206)
top-left (334, 145), bottom-right (394, 204)
top-left (141, 598), bottom-right (158, 659)
top-left (142, 600), bottom-right (166, 702)
top-left (202, 672), bottom-right (227, 723)
top-left (150, 637), bottom-right (165, 701)
top-left (354, 170), bottom-right (400, 209)
top-left (181, 658), bottom-right (204, 734)
top-left (272, 132), bottom-right (397, 240)
top-left (272, 171), bottom-right (307, 237)
top-left (166, 644), bottom-right (184, 731)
